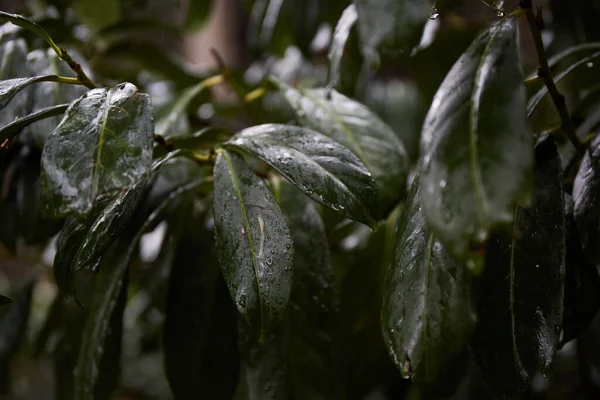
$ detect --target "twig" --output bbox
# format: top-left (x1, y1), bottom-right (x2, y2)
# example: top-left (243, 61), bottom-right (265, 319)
top-left (519, 0), bottom-right (585, 154)
top-left (58, 46), bottom-right (97, 90)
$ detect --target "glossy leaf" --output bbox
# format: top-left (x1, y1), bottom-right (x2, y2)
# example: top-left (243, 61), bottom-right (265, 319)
top-left (41, 82), bottom-right (153, 217)
top-left (0, 103), bottom-right (68, 145)
top-left (352, 0), bottom-right (430, 61)
top-left (573, 132), bottom-right (600, 263)
top-left (328, 4), bottom-right (358, 89)
top-left (561, 194), bottom-right (600, 346)
top-left (419, 16), bottom-right (532, 265)
top-left (164, 204), bottom-right (239, 400)
top-left (213, 149), bottom-right (294, 341)
top-left (186, 0), bottom-right (212, 30)
top-left (0, 39), bottom-right (31, 127)
top-left (275, 80), bottom-right (409, 215)
top-left (471, 136), bottom-right (565, 397)
top-left (225, 124), bottom-right (378, 228)
top-left (382, 178), bottom-right (476, 382)
top-left (0, 11), bottom-right (61, 55)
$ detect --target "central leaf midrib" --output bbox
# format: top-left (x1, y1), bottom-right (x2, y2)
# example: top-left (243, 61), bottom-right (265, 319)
top-left (91, 90), bottom-right (112, 202)
top-left (222, 150), bottom-right (266, 338)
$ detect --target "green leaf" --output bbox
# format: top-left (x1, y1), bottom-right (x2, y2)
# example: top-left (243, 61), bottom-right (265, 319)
top-left (226, 124), bottom-right (378, 229)
top-left (41, 82), bottom-right (154, 217)
top-left (275, 80), bottom-right (409, 215)
top-left (561, 194), bottom-right (600, 347)
top-left (352, 0), bottom-right (430, 62)
top-left (213, 149), bottom-right (294, 341)
top-left (0, 39), bottom-right (31, 127)
top-left (74, 243), bottom-right (130, 400)
top-left (186, 0), bottom-right (212, 31)
top-left (419, 16), bottom-right (532, 266)
top-left (0, 11), bottom-right (62, 55)
top-left (72, 0), bottom-right (121, 33)
top-left (471, 135), bottom-right (565, 397)
top-left (0, 103), bottom-right (68, 145)
top-left (53, 180), bottom-right (147, 297)
top-left (328, 4), bottom-right (358, 89)
top-left (381, 177), bottom-right (476, 383)
top-left (0, 295), bottom-right (12, 306)
top-left (164, 204), bottom-right (239, 400)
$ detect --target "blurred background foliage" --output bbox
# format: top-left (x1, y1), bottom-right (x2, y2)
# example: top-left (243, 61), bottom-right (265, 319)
top-left (1, 0), bottom-right (600, 399)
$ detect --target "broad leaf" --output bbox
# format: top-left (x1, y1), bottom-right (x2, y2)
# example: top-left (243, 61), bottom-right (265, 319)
top-left (213, 149), bottom-right (294, 341)
top-left (328, 4), bottom-right (358, 89)
top-left (561, 194), bottom-right (600, 346)
top-left (225, 124), bottom-right (378, 228)
top-left (419, 16), bottom-right (532, 266)
top-left (41, 82), bottom-right (153, 217)
top-left (164, 204), bottom-right (239, 400)
top-left (471, 135), bottom-right (565, 397)
top-left (352, 0), bottom-right (430, 61)
top-left (276, 80), bottom-right (409, 215)
top-left (381, 178), bottom-right (476, 382)
top-left (0, 39), bottom-right (31, 127)
top-left (573, 133), bottom-right (600, 263)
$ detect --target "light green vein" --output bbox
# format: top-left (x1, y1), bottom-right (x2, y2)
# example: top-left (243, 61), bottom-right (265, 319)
top-left (91, 90), bottom-right (112, 201)
top-left (423, 232), bottom-right (434, 380)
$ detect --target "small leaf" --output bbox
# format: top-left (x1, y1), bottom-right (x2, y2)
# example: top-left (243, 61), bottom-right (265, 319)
top-left (328, 4), bottom-right (358, 88)
top-left (382, 177), bottom-right (476, 382)
top-left (0, 39), bottom-right (31, 127)
top-left (419, 16), bottom-right (532, 264)
top-left (352, 0), bottom-right (430, 61)
top-left (226, 124), bottom-right (378, 228)
top-left (471, 135), bottom-right (565, 397)
top-left (41, 82), bottom-right (154, 217)
top-left (0, 295), bottom-right (12, 306)
top-left (213, 149), bottom-right (294, 341)
top-left (275, 80), bottom-right (409, 215)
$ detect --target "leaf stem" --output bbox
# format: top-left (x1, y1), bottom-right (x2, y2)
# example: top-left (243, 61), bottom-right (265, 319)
top-left (520, 0), bottom-right (585, 154)
top-left (57, 46), bottom-right (97, 89)
top-left (152, 135), bottom-right (217, 166)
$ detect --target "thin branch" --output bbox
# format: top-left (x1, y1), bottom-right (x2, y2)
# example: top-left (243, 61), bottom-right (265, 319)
top-left (519, 0), bottom-right (585, 153)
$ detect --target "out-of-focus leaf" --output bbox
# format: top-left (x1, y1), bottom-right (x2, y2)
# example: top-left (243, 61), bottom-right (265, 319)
top-left (382, 178), bottom-right (476, 383)
top-left (0, 39), bottom-right (31, 127)
top-left (164, 202), bottom-right (239, 400)
top-left (328, 4), bottom-right (358, 89)
top-left (213, 149), bottom-right (294, 341)
top-left (479, 0), bottom-right (505, 15)
top-left (0, 104), bottom-right (68, 145)
top-left (164, 126), bottom-right (232, 151)
top-left (275, 80), bottom-right (409, 215)
top-left (74, 242), bottom-right (130, 400)
top-left (352, 0), bottom-right (430, 62)
top-left (41, 82), bottom-right (154, 217)
top-left (471, 135), bottom-right (565, 397)
top-left (0, 295), bottom-right (12, 305)
top-left (561, 194), bottom-right (600, 346)
top-left (186, 0), bottom-right (212, 31)
top-left (53, 180), bottom-right (147, 297)
top-left (419, 16), bottom-right (532, 269)
top-left (226, 124), bottom-right (379, 228)
top-left (573, 132), bottom-right (600, 263)
top-left (72, 0), bottom-right (121, 33)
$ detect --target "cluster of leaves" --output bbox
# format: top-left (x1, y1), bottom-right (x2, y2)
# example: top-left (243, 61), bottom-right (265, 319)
top-left (2, 0), bottom-right (600, 399)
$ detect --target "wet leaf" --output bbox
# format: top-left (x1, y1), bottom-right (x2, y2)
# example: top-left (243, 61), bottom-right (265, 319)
top-left (41, 82), bottom-right (153, 217)
top-left (352, 0), bottom-right (430, 62)
top-left (53, 180), bottom-right (147, 296)
top-left (0, 39), bottom-right (32, 127)
top-left (213, 149), bottom-right (294, 341)
top-left (164, 204), bottom-right (239, 400)
top-left (0, 104), bottom-right (68, 145)
top-left (419, 16), bottom-right (532, 266)
top-left (328, 4), bottom-right (358, 89)
top-left (561, 194), bottom-right (600, 346)
top-left (226, 124), bottom-right (378, 228)
top-left (275, 80), bottom-right (409, 215)
top-left (471, 135), bottom-right (565, 397)
top-left (479, 0), bottom-right (505, 14)
top-left (0, 11), bottom-right (60, 53)
top-left (573, 133), bottom-right (600, 263)
top-left (381, 178), bottom-right (476, 383)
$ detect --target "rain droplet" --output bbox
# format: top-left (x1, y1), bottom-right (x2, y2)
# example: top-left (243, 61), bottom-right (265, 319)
top-left (496, 9), bottom-right (505, 18)
top-left (429, 6), bottom-right (439, 20)
top-left (587, 62), bottom-right (594, 68)
top-left (439, 180), bottom-right (447, 189)
top-left (535, 264), bottom-right (540, 268)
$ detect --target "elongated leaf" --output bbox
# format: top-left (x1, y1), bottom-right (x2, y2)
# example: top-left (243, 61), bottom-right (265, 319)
top-left (573, 132), bottom-right (600, 263)
top-left (0, 103), bottom-right (68, 144)
top-left (74, 243), bottom-right (130, 400)
top-left (419, 16), bottom-right (532, 266)
top-left (53, 180), bottom-right (147, 296)
top-left (226, 124), bottom-right (378, 228)
top-left (275, 80), bottom-right (409, 215)
top-left (471, 135), bottom-right (565, 397)
top-left (328, 5), bottom-right (358, 88)
top-left (0, 39), bottom-right (31, 127)
top-left (213, 149), bottom-right (294, 341)
top-left (41, 82), bottom-right (153, 217)
top-left (352, 0), bottom-right (430, 61)
top-left (164, 204), bottom-right (239, 400)
top-left (0, 295), bottom-right (12, 305)
top-left (0, 11), bottom-right (61, 55)
top-left (561, 194), bottom-right (600, 346)
top-left (382, 178), bottom-right (476, 382)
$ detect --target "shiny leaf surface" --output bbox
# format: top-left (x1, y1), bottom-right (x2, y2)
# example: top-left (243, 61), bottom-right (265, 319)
top-left (419, 16), bottom-right (532, 265)
top-left (276, 80), bottom-right (409, 215)
top-left (328, 4), bottom-right (358, 89)
top-left (382, 178), bottom-right (476, 382)
top-left (0, 103), bottom-right (68, 145)
top-left (0, 39), bottom-right (31, 127)
top-left (471, 136), bottom-right (565, 397)
top-left (226, 124), bottom-right (378, 228)
top-left (41, 82), bottom-right (153, 217)
top-left (213, 149), bottom-right (294, 341)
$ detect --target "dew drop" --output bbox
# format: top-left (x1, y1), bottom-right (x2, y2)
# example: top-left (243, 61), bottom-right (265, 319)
top-left (587, 62), bottom-right (594, 68)
top-left (496, 9), bottom-right (505, 18)
top-left (429, 6), bottom-right (439, 20)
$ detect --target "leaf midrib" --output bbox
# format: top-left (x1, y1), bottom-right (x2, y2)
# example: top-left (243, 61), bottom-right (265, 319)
top-left (422, 233), bottom-right (434, 380)
top-left (91, 90), bottom-right (111, 202)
